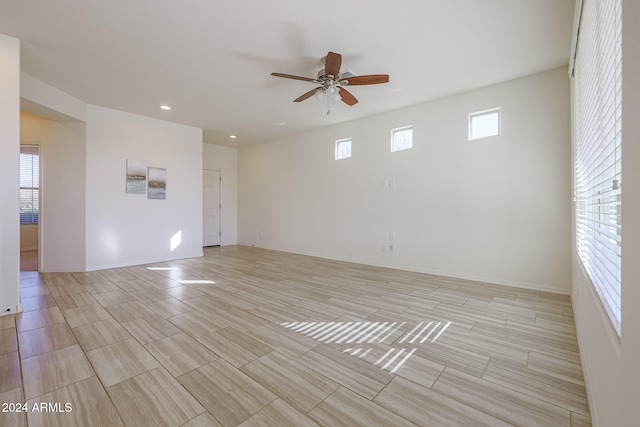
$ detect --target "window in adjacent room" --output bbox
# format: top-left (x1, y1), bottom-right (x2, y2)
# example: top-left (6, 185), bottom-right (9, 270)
top-left (391, 126), bottom-right (413, 152)
top-left (20, 145), bottom-right (39, 225)
top-left (573, 0), bottom-right (622, 335)
top-left (335, 138), bottom-right (352, 160)
top-left (468, 108), bottom-right (500, 140)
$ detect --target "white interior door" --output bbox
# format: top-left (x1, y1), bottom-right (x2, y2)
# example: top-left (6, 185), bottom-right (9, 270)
top-left (203, 170), bottom-right (221, 246)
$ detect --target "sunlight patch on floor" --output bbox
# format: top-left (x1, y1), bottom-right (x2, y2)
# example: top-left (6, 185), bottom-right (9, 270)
top-left (281, 320), bottom-right (452, 374)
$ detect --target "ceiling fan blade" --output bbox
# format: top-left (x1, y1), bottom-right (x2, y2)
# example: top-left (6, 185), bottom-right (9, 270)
top-left (325, 51), bottom-right (342, 79)
top-left (271, 72), bottom-right (317, 82)
top-left (341, 74), bottom-right (389, 85)
top-left (294, 88), bottom-right (321, 102)
top-left (338, 87), bottom-right (358, 106)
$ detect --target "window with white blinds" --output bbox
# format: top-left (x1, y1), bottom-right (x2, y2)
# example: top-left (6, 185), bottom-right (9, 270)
top-left (20, 145), bottom-right (39, 225)
top-left (573, 0), bottom-right (622, 335)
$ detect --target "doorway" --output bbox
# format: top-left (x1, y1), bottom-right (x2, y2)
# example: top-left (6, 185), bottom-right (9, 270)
top-left (203, 169), bottom-right (221, 247)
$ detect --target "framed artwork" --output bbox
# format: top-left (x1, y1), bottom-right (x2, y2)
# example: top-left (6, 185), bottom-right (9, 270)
top-left (148, 167), bottom-right (166, 200)
top-left (126, 159), bottom-right (147, 194)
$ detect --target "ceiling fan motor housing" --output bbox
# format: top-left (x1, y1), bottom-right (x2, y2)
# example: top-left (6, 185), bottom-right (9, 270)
top-left (317, 69), bottom-right (357, 84)
top-left (271, 51), bottom-right (388, 108)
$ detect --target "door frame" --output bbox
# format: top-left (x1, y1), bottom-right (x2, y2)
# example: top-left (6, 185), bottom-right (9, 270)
top-left (203, 168), bottom-right (222, 247)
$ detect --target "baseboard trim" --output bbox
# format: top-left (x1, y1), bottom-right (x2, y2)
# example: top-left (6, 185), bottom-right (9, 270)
top-left (84, 251), bottom-right (204, 272)
top-left (0, 304), bottom-right (22, 316)
top-left (243, 244), bottom-right (570, 295)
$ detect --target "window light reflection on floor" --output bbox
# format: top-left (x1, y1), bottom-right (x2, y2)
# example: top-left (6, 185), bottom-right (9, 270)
top-left (281, 320), bottom-right (452, 374)
top-left (177, 279), bottom-right (217, 285)
top-left (143, 267), bottom-right (217, 284)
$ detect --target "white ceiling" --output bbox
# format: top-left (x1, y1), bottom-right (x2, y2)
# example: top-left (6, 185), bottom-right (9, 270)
top-left (1, 0), bottom-right (575, 147)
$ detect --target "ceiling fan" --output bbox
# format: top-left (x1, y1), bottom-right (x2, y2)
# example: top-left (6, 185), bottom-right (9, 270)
top-left (271, 51), bottom-right (389, 114)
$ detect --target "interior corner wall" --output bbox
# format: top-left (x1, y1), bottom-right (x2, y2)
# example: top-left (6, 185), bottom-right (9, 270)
top-left (571, 1), bottom-right (640, 425)
top-left (0, 33), bottom-right (21, 313)
top-left (203, 143), bottom-right (238, 245)
top-left (20, 111), bottom-right (86, 272)
top-left (85, 105), bottom-right (203, 270)
top-left (239, 67), bottom-right (571, 293)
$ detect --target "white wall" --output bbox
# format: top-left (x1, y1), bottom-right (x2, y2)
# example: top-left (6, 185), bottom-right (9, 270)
top-left (203, 143), bottom-right (238, 245)
top-left (20, 75), bottom-right (205, 272)
top-left (20, 111), bottom-right (86, 271)
top-left (239, 67), bottom-right (571, 293)
top-left (85, 105), bottom-right (203, 270)
top-left (572, 1), bottom-right (640, 425)
top-left (0, 34), bottom-right (21, 314)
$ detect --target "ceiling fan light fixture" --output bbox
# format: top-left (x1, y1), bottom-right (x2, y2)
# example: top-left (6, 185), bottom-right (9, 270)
top-left (271, 51), bottom-right (389, 113)
top-left (330, 90), bottom-right (341, 103)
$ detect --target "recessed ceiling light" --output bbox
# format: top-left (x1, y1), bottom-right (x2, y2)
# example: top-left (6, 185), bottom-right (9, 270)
top-left (229, 135), bottom-right (237, 139)
top-left (160, 104), bottom-right (171, 110)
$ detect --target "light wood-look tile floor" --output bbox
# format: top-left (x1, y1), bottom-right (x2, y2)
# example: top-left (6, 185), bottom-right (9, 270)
top-left (1, 246), bottom-right (591, 426)
top-left (19, 250), bottom-right (38, 273)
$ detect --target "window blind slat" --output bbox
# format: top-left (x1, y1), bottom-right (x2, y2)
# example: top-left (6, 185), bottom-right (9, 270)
top-left (573, 0), bottom-right (622, 335)
top-left (19, 146), bottom-right (39, 225)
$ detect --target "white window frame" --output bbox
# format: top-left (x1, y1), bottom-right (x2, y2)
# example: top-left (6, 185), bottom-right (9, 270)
top-left (572, 0), bottom-right (622, 336)
top-left (335, 138), bottom-right (352, 160)
top-left (391, 126), bottom-right (413, 152)
top-left (468, 108), bottom-right (501, 141)
top-left (20, 145), bottom-right (40, 225)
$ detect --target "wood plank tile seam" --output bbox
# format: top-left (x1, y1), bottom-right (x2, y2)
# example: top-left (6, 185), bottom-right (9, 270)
top-left (2, 246), bottom-right (591, 426)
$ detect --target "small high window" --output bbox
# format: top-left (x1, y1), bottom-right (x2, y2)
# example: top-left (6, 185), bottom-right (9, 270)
top-left (391, 126), bottom-right (413, 152)
top-left (335, 138), bottom-right (352, 160)
top-left (469, 108), bottom-right (500, 140)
